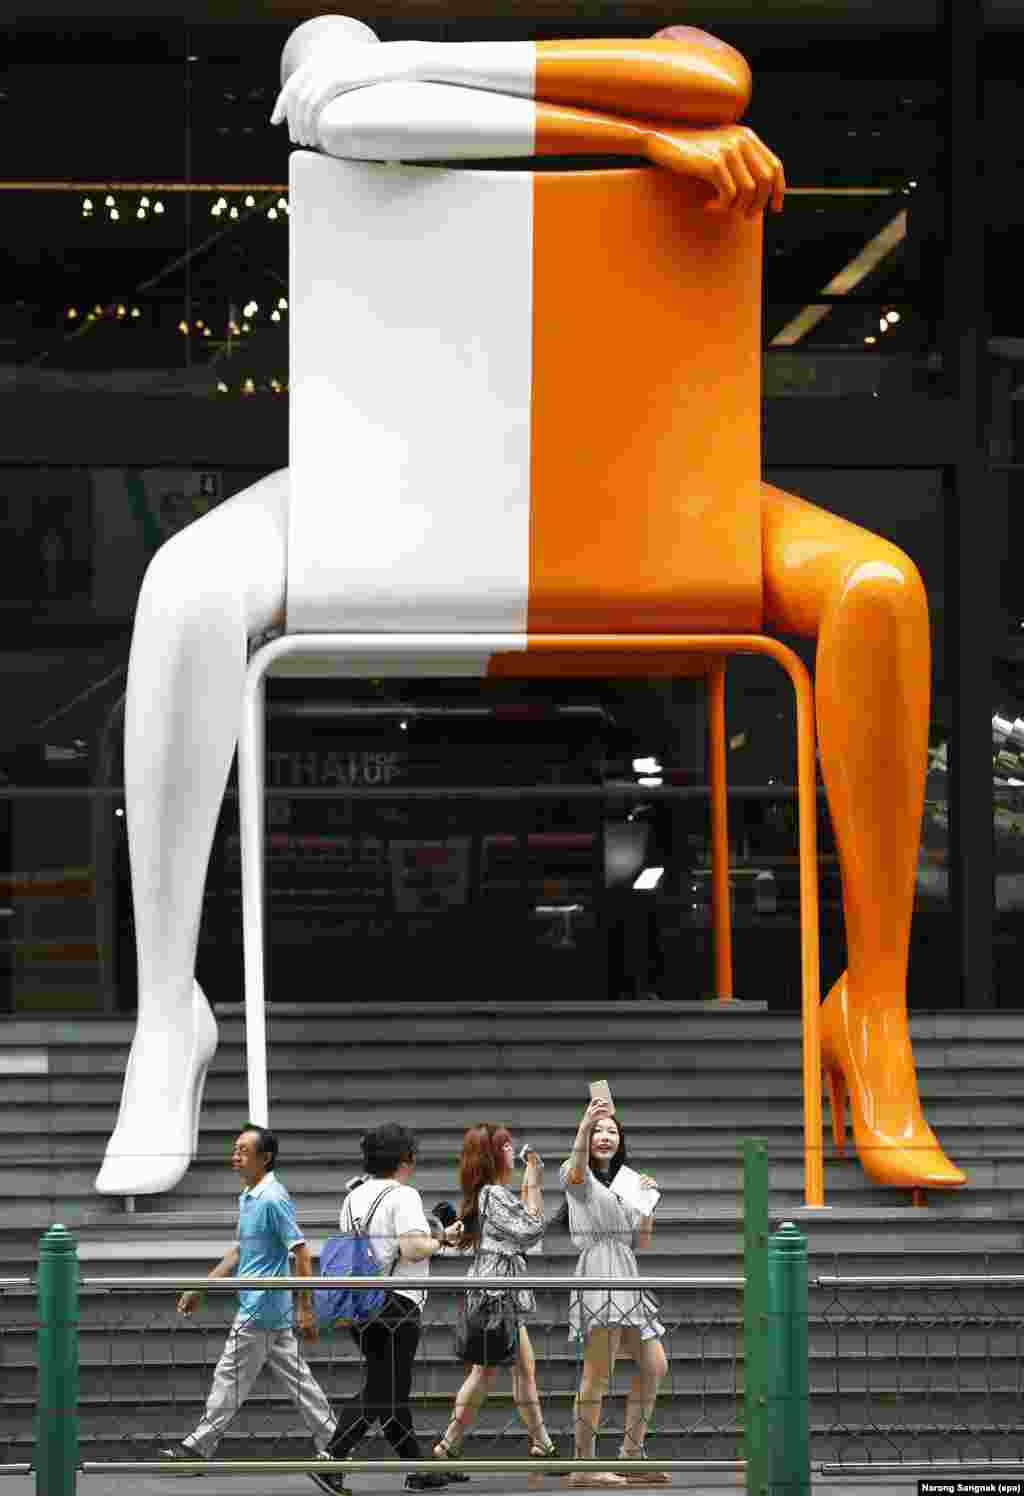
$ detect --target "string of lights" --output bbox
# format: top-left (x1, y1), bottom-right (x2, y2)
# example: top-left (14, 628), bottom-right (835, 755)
top-left (76, 191), bottom-right (289, 222)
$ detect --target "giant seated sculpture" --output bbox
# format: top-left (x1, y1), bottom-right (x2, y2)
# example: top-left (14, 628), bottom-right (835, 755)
top-left (95, 15), bottom-right (965, 1202)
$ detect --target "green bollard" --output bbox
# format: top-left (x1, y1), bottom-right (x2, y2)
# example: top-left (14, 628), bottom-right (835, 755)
top-left (767, 1222), bottom-right (809, 1496)
top-left (742, 1140), bottom-right (769, 1496)
top-left (37, 1224), bottom-right (80, 1496)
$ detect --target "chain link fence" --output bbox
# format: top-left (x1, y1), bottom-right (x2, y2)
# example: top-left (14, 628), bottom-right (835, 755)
top-left (73, 1273), bottom-right (744, 1473)
top-left (0, 1278), bottom-right (34, 1476)
top-left (813, 1268), bottom-right (1024, 1476)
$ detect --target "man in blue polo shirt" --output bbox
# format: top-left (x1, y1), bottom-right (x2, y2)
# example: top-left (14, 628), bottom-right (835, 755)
top-left (159, 1125), bottom-right (336, 1479)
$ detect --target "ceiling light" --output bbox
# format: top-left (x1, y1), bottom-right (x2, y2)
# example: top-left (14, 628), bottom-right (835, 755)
top-left (93, 304), bottom-right (104, 317)
top-left (633, 757), bottom-right (661, 775)
top-left (137, 207), bottom-right (146, 219)
top-left (153, 201), bottom-right (164, 214)
top-left (217, 380), bottom-right (229, 393)
top-left (277, 296), bottom-right (288, 310)
top-left (245, 194), bottom-right (255, 207)
top-left (229, 206), bottom-right (239, 219)
top-left (879, 317), bottom-right (888, 332)
top-left (888, 310), bottom-right (901, 323)
top-left (242, 377), bottom-right (255, 394)
top-left (268, 208), bottom-right (278, 220)
top-left (104, 194), bottom-right (115, 207)
top-left (66, 306), bottom-right (78, 319)
top-left (131, 306), bottom-right (140, 318)
top-left (864, 335), bottom-right (877, 344)
top-left (637, 776), bottom-right (663, 788)
top-left (140, 196), bottom-right (150, 208)
top-left (109, 208), bottom-right (119, 220)
top-left (82, 197), bottom-right (93, 211)
top-left (241, 322), bottom-right (251, 333)
top-left (271, 309), bottom-right (281, 322)
top-left (116, 304), bottom-right (126, 318)
top-left (633, 867), bottom-right (664, 891)
top-left (178, 319), bottom-right (189, 334)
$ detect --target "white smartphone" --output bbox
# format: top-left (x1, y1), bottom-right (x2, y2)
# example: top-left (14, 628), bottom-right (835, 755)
top-left (589, 1079), bottom-right (615, 1113)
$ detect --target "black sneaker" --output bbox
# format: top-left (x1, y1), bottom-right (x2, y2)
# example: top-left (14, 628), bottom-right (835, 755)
top-left (157, 1443), bottom-right (206, 1476)
top-left (405, 1474), bottom-right (451, 1491)
top-left (309, 1455), bottom-right (353, 1495)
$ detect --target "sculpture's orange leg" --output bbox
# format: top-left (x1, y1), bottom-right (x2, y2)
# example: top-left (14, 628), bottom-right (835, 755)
top-left (761, 482), bottom-right (965, 1191)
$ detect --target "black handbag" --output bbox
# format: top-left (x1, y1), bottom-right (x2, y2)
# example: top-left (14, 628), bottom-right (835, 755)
top-left (455, 1188), bottom-right (519, 1367)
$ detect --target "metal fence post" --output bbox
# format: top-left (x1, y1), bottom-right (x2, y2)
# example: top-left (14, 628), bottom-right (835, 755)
top-left (767, 1222), bottom-right (809, 1496)
top-left (742, 1139), bottom-right (769, 1496)
top-left (37, 1224), bottom-right (79, 1496)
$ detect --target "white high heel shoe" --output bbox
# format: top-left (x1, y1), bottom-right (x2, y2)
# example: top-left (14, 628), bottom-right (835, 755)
top-left (95, 982), bottom-right (218, 1196)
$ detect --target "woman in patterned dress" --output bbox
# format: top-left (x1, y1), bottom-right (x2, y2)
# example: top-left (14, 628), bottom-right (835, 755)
top-left (434, 1123), bottom-right (560, 1469)
top-left (558, 1100), bottom-right (668, 1489)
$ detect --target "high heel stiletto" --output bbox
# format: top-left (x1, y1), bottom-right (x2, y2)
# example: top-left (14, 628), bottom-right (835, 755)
top-left (824, 1066), bottom-right (848, 1155)
top-left (819, 974), bottom-right (965, 1191)
top-left (95, 981), bottom-right (218, 1196)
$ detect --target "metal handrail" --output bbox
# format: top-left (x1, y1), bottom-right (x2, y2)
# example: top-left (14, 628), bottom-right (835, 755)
top-left (820, 1463), bottom-right (1024, 1476)
top-left (816, 1274), bottom-right (1024, 1287)
top-left (79, 1274), bottom-right (743, 1291)
top-left (83, 1458), bottom-right (745, 1474)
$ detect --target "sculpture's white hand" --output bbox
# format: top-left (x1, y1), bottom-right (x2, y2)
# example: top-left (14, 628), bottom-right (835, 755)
top-left (271, 41), bottom-right (427, 146)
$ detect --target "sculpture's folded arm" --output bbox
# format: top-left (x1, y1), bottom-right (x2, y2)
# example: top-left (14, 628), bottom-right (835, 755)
top-left (273, 21), bottom-right (752, 149)
top-left (314, 82), bottom-right (783, 218)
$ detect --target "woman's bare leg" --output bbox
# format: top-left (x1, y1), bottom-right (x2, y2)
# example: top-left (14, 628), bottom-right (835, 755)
top-left (567, 1328), bottom-right (626, 1487)
top-left (513, 1326), bottom-right (553, 1450)
top-left (761, 481), bottom-right (964, 1190)
top-left (437, 1364), bottom-right (496, 1453)
top-left (618, 1330), bottom-right (667, 1458)
top-left (95, 469), bottom-right (290, 1195)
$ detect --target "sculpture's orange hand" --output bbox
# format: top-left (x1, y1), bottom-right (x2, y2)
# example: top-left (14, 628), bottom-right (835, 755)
top-left (645, 123), bottom-right (785, 217)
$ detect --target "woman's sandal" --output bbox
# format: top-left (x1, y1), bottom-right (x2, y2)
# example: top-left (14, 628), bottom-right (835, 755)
top-left (530, 1441), bottom-right (564, 1477)
top-left (562, 1473), bottom-right (628, 1488)
top-left (618, 1449), bottom-right (672, 1485)
top-left (433, 1438), bottom-right (471, 1482)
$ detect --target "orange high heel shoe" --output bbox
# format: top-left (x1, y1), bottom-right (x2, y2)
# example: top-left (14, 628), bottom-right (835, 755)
top-left (820, 974), bottom-right (966, 1191)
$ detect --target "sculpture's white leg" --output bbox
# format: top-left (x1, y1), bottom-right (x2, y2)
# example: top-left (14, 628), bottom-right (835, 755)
top-left (95, 469), bottom-right (290, 1195)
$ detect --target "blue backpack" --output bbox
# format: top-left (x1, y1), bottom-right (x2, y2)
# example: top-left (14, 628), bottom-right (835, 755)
top-left (314, 1184), bottom-right (399, 1328)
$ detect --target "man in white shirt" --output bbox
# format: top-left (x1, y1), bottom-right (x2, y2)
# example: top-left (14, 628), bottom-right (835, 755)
top-left (311, 1123), bottom-right (464, 1496)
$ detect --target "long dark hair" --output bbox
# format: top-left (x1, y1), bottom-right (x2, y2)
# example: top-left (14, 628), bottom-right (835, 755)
top-left (457, 1122), bottom-right (512, 1247)
top-left (553, 1115), bottom-right (629, 1232)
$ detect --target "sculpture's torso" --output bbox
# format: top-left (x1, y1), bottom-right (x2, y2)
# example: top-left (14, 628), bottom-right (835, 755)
top-left (288, 153), bottom-right (763, 636)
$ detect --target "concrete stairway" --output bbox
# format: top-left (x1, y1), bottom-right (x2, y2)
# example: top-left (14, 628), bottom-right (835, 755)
top-left (2, 1004), bottom-right (1024, 1469)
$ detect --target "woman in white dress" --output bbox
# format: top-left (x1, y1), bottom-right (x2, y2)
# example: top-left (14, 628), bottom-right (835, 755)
top-left (558, 1100), bottom-right (668, 1488)
top-left (433, 1123), bottom-right (559, 1470)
